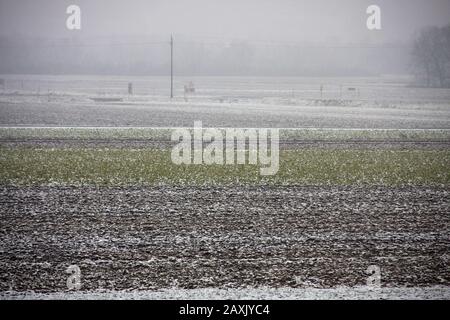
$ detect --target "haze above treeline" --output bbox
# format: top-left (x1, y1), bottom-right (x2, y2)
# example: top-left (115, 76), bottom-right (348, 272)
top-left (0, 0), bottom-right (449, 76)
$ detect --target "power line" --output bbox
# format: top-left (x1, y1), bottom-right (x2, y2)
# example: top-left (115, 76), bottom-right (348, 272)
top-left (0, 41), bottom-right (168, 49)
top-left (170, 35), bottom-right (173, 99)
top-left (0, 38), bottom-right (412, 50)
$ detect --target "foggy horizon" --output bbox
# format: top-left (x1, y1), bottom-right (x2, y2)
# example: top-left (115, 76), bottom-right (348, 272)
top-left (1, 0), bottom-right (450, 303)
top-left (2, 0), bottom-right (450, 42)
top-left (0, 0), bottom-right (449, 76)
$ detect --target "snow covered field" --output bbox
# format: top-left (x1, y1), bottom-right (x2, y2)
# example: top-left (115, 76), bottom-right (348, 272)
top-left (0, 75), bottom-right (449, 300)
top-left (1, 186), bottom-right (448, 298)
top-left (1, 75), bottom-right (450, 128)
top-left (3, 286), bottom-right (450, 300)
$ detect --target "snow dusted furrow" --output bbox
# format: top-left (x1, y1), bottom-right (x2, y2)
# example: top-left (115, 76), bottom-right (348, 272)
top-left (3, 286), bottom-right (450, 300)
top-left (0, 185), bottom-right (448, 294)
top-left (1, 137), bottom-right (449, 150)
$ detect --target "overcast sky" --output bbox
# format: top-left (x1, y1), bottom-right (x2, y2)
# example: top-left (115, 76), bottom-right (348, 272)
top-left (1, 0), bottom-right (449, 43)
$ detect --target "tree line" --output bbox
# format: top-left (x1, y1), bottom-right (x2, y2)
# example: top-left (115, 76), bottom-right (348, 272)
top-left (412, 24), bottom-right (450, 88)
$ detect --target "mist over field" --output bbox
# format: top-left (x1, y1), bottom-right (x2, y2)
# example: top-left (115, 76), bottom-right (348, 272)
top-left (1, 0), bottom-right (450, 76)
top-left (0, 0), bottom-right (449, 302)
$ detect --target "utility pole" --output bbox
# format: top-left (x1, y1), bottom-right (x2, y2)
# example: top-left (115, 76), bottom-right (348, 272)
top-left (170, 34), bottom-right (173, 99)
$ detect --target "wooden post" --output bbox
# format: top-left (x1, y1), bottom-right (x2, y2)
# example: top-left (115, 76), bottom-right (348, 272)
top-left (170, 35), bottom-right (173, 99)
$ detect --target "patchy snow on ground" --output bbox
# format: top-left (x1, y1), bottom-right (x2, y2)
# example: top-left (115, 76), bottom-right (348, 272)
top-left (1, 75), bottom-right (450, 129)
top-left (2, 286), bottom-right (450, 300)
top-left (1, 75), bottom-right (449, 301)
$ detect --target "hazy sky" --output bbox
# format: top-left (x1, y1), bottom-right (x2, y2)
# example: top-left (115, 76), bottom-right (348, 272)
top-left (1, 0), bottom-right (449, 43)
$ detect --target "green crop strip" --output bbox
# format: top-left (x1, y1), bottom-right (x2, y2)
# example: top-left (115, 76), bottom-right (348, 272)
top-left (0, 148), bottom-right (448, 186)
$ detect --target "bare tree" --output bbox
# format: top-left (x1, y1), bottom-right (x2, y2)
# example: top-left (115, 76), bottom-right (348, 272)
top-left (412, 25), bottom-right (450, 88)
